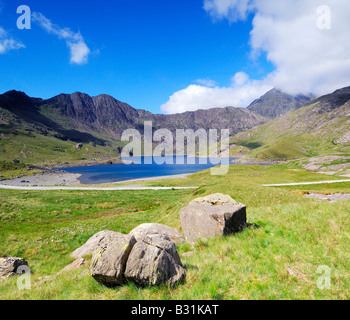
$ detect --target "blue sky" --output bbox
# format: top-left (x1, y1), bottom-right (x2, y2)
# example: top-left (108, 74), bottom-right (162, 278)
top-left (1, 0), bottom-right (349, 114)
top-left (0, 0), bottom-right (273, 113)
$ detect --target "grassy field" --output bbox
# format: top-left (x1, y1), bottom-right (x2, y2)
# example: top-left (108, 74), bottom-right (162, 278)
top-left (0, 164), bottom-right (349, 300)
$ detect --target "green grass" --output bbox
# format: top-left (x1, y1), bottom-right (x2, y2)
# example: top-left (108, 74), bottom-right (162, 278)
top-left (0, 160), bottom-right (42, 180)
top-left (0, 164), bottom-right (349, 300)
top-left (322, 158), bottom-right (350, 167)
top-left (0, 129), bottom-right (123, 166)
top-left (231, 102), bottom-right (350, 160)
top-left (276, 181), bottom-right (350, 195)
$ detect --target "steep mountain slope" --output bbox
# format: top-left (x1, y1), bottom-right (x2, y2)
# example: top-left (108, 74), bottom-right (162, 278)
top-left (0, 90), bottom-right (267, 164)
top-left (232, 86), bottom-right (350, 160)
top-left (152, 107), bottom-right (266, 136)
top-left (40, 92), bottom-right (148, 136)
top-left (247, 88), bottom-right (315, 119)
top-left (40, 92), bottom-right (267, 136)
top-left (0, 91), bottom-right (121, 165)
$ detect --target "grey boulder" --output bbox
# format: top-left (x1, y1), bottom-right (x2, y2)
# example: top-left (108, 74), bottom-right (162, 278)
top-left (124, 234), bottom-right (186, 287)
top-left (76, 143), bottom-right (83, 150)
top-left (71, 230), bottom-right (120, 258)
top-left (180, 193), bottom-right (247, 244)
top-left (130, 223), bottom-right (185, 244)
top-left (90, 233), bottom-right (136, 287)
top-left (0, 257), bottom-right (29, 280)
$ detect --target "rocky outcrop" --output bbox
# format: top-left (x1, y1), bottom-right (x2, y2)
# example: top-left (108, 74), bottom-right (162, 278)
top-left (0, 257), bottom-right (29, 280)
top-left (90, 233), bottom-right (137, 287)
top-left (180, 193), bottom-right (247, 244)
top-left (124, 235), bottom-right (186, 287)
top-left (130, 223), bottom-right (185, 244)
top-left (334, 131), bottom-right (350, 145)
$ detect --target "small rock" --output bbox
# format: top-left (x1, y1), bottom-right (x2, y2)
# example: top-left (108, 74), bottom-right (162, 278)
top-left (57, 258), bottom-right (86, 275)
top-left (0, 257), bottom-right (29, 280)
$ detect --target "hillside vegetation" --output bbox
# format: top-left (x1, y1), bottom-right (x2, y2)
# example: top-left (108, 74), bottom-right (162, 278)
top-left (231, 87), bottom-right (350, 160)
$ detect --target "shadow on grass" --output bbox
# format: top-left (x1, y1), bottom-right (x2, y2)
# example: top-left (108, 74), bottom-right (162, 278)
top-left (245, 222), bottom-right (262, 230)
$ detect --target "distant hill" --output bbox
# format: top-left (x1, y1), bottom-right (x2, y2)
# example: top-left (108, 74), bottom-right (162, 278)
top-left (232, 86), bottom-right (350, 159)
top-left (247, 88), bottom-right (315, 119)
top-left (0, 90), bottom-right (267, 164)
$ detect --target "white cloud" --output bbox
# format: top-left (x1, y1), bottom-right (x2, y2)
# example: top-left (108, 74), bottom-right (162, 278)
top-left (67, 41), bottom-right (90, 65)
top-left (246, 0), bottom-right (350, 95)
top-left (232, 71), bottom-right (249, 87)
top-left (0, 27), bottom-right (25, 54)
top-left (203, 0), bottom-right (253, 22)
top-left (161, 72), bottom-right (271, 114)
top-left (162, 0), bottom-right (350, 114)
top-left (32, 12), bottom-right (90, 65)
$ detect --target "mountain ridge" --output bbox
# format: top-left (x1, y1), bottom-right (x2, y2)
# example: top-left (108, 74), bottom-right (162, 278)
top-left (0, 89), bottom-right (267, 164)
top-left (2, 90), bottom-right (269, 136)
top-left (247, 88), bottom-right (316, 119)
top-left (232, 85), bottom-right (350, 160)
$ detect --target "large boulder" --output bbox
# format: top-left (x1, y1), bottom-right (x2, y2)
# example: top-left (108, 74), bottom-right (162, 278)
top-left (180, 193), bottom-right (247, 244)
top-left (71, 230), bottom-right (120, 258)
top-left (130, 223), bottom-right (185, 244)
top-left (75, 143), bottom-right (83, 150)
top-left (90, 233), bottom-right (136, 287)
top-left (124, 234), bottom-right (186, 287)
top-left (0, 257), bottom-right (29, 280)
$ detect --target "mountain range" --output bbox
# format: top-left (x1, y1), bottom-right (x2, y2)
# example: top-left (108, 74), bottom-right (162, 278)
top-left (1, 86), bottom-right (339, 165)
top-left (1, 90), bottom-right (269, 139)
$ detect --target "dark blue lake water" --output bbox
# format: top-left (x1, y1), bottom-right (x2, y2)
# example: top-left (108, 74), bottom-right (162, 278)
top-left (60, 156), bottom-right (235, 184)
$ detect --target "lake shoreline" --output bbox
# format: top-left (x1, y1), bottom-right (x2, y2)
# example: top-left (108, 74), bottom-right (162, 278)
top-left (0, 171), bottom-right (83, 187)
top-left (0, 171), bottom-right (191, 187)
top-left (0, 156), bottom-right (281, 187)
top-left (110, 173), bottom-right (190, 184)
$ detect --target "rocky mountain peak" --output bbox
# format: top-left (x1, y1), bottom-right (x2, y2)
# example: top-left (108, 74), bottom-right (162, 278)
top-left (247, 88), bottom-right (315, 119)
